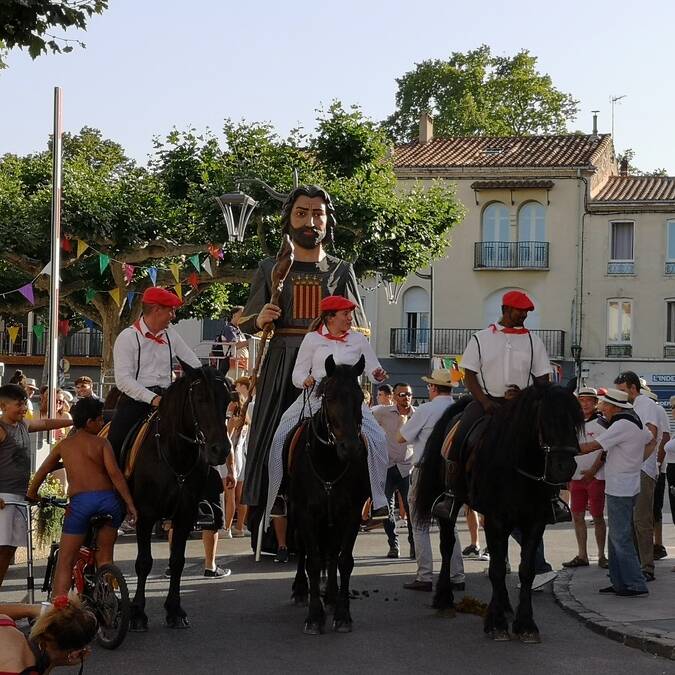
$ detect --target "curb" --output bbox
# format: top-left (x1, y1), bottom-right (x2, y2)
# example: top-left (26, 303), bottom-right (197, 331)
top-left (553, 568), bottom-right (675, 660)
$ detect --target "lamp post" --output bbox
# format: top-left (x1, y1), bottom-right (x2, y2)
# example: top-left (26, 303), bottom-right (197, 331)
top-left (215, 189), bottom-right (258, 243)
top-left (570, 343), bottom-right (582, 386)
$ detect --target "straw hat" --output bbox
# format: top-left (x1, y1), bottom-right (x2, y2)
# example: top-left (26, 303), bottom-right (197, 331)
top-left (24, 378), bottom-right (38, 391)
top-left (598, 388), bottom-right (633, 409)
top-left (576, 387), bottom-right (598, 399)
top-left (421, 369), bottom-right (455, 387)
top-left (643, 386), bottom-right (658, 402)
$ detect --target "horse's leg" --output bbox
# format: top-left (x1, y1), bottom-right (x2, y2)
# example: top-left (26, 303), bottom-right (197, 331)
top-left (130, 515), bottom-right (154, 631)
top-left (323, 552), bottom-right (339, 612)
top-left (483, 516), bottom-right (511, 640)
top-left (333, 524), bottom-right (359, 633)
top-left (512, 520), bottom-right (544, 643)
top-left (303, 532), bottom-right (325, 635)
top-left (431, 499), bottom-right (462, 616)
top-left (291, 541), bottom-right (309, 607)
top-left (165, 518), bottom-right (191, 629)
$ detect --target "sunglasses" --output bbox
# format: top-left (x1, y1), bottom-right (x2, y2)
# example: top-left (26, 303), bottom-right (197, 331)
top-left (396, 392), bottom-right (412, 398)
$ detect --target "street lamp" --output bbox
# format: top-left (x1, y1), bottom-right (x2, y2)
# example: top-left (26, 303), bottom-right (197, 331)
top-left (215, 190), bottom-right (258, 243)
top-left (383, 279), bottom-right (404, 305)
top-left (570, 343), bottom-right (582, 384)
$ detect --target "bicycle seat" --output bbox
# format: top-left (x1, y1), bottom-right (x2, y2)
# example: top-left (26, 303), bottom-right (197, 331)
top-left (89, 514), bottom-right (113, 528)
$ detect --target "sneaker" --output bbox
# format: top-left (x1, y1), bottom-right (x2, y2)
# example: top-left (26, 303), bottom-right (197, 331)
top-left (654, 544), bottom-right (668, 560)
top-left (478, 549), bottom-right (490, 561)
top-left (204, 566), bottom-right (231, 578)
top-left (599, 585), bottom-right (616, 594)
top-left (643, 571), bottom-right (655, 582)
top-left (598, 556), bottom-right (609, 569)
top-left (462, 544), bottom-right (481, 559)
top-left (232, 528), bottom-right (249, 538)
top-left (274, 547), bottom-right (289, 564)
top-left (616, 588), bottom-right (648, 597)
top-left (403, 579), bottom-right (432, 592)
top-left (386, 547), bottom-right (400, 559)
top-left (370, 505), bottom-right (390, 520)
top-left (221, 528), bottom-right (233, 539)
top-left (531, 570), bottom-right (558, 590)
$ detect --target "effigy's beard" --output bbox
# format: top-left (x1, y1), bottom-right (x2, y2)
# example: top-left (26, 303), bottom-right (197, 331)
top-left (289, 227), bottom-right (325, 250)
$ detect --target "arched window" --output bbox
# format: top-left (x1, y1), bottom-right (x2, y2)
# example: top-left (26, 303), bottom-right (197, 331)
top-left (518, 202), bottom-right (546, 241)
top-left (482, 202), bottom-right (510, 242)
top-left (402, 286), bottom-right (429, 355)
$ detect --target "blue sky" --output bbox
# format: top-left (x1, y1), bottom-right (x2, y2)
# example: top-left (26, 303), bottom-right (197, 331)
top-left (1, 0), bottom-right (674, 173)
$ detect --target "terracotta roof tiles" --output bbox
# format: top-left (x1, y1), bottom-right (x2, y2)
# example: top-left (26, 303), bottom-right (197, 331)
top-left (592, 175), bottom-right (675, 202)
top-left (394, 134), bottom-right (611, 169)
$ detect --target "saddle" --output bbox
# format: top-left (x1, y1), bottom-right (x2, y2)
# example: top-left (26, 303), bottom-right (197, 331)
top-left (286, 420), bottom-right (309, 473)
top-left (98, 412), bottom-right (156, 479)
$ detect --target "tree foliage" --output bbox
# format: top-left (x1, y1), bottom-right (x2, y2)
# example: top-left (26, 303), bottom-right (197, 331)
top-left (384, 45), bottom-right (579, 142)
top-left (616, 148), bottom-right (668, 178)
top-left (0, 103), bottom-right (464, 371)
top-left (0, 0), bottom-right (108, 68)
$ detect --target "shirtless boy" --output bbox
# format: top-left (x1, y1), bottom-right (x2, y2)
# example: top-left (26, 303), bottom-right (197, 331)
top-left (27, 397), bottom-right (137, 599)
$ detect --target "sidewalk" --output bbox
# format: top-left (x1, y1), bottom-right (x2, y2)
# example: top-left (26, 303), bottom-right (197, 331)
top-left (553, 555), bottom-right (675, 660)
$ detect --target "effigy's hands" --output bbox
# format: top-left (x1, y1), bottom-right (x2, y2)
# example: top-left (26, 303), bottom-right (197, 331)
top-left (256, 303), bottom-right (281, 330)
top-left (372, 368), bottom-right (387, 382)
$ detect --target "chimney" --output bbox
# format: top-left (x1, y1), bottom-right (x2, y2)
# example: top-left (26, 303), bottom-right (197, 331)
top-left (591, 110), bottom-right (599, 138)
top-left (419, 112), bottom-right (433, 144)
top-left (620, 158), bottom-right (629, 176)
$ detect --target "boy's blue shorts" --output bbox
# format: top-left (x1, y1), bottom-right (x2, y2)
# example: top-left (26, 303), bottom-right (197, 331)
top-left (63, 490), bottom-right (125, 535)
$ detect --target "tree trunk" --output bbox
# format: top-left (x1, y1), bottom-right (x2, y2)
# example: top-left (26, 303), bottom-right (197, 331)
top-left (100, 303), bottom-right (124, 380)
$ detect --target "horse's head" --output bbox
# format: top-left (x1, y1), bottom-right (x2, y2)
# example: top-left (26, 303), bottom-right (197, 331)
top-left (508, 379), bottom-right (584, 485)
top-left (172, 358), bottom-right (231, 466)
top-left (317, 354), bottom-right (365, 463)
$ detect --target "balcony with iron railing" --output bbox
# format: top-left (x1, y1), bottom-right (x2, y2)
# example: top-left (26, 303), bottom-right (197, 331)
top-left (0, 329), bottom-right (103, 358)
top-left (390, 328), bottom-right (566, 360)
top-left (605, 344), bottom-right (632, 358)
top-left (474, 241), bottom-right (549, 270)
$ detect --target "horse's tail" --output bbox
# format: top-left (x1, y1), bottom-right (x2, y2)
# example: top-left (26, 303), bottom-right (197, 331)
top-left (413, 395), bottom-right (473, 527)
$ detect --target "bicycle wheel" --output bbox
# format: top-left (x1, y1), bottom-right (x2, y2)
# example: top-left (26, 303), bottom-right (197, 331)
top-left (91, 563), bottom-right (130, 649)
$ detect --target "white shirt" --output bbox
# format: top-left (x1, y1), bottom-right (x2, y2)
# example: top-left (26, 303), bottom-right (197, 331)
top-left (632, 394), bottom-right (660, 479)
top-left (460, 325), bottom-right (551, 398)
top-left (400, 395), bottom-right (454, 465)
top-left (292, 328), bottom-right (382, 389)
top-left (573, 415), bottom-right (606, 481)
top-left (654, 404), bottom-right (670, 473)
top-left (113, 317), bottom-right (202, 404)
top-left (665, 436), bottom-right (675, 466)
top-left (596, 417), bottom-right (653, 497)
top-left (373, 405), bottom-right (415, 476)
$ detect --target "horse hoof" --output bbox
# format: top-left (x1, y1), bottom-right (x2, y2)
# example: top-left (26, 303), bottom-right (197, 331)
top-left (166, 616), bottom-right (190, 629)
top-left (333, 620), bottom-right (352, 633)
top-left (518, 631), bottom-right (541, 644)
top-left (303, 621), bottom-right (323, 636)
top-left (435, 607), bottom-right (456, 619)
top-left (489, 629), bottom-right (511, 641)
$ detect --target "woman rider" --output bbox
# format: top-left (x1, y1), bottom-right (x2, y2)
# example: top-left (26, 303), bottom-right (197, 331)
top-left (265, 295), bottom-right (390, 537)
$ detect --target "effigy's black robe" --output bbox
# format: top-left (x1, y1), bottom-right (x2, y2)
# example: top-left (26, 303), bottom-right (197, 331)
top-left (240, 254), bottom-right (369, 507)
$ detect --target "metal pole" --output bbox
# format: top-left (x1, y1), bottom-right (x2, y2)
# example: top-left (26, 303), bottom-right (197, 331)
top-left (428, 265), bottom-right (434, 374)
top-left (47, 87), bottom-right (63, 435)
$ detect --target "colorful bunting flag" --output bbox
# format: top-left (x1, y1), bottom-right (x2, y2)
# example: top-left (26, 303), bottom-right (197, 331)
top-left (169, 263), bottom-right (180, 283)
top-left (127, 291), bottom-right (135, 309)
top-left (58, 320), bottom-right (70, 337)
top-left (202, 257), bottom-right (213, 277)
top-left (109, 288), bottom-right (121, 307)
top-left (147, 267), bottom-right (157, 285)
top-left (189, 255), bottom-right (201, 271)
top-left (7, 326), bottom-right (20, 344)
top-left (61, 237), bottom-right (72, 253)
top-left (85, 289), bottom-right (96, 303)
top-left (188, 272), bottom-right (199, 289)
top-left (40, 262), bottom-right (52, 276)
top-left (32, 324), bottom-right (45, 340)
top-left (18, 283), bottom-right (34, 305)
top-left (208, 244), bottom-right (223, 260)
top-left (174, 284), bottom-right (183, 300)
top-left (76, 240), bottom-right (89, 259)
top-left (84, 319), bottom-right (95, 330)
top-left (99, 254), bottom-right (110, 274)
top-left (123, 263), bottom-right (135, 285)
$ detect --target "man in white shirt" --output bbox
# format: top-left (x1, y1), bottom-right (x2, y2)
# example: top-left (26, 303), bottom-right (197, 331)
top-left (614, 371), bottom-right (660, 580)
top-left (579, 388), bottom-right (653, 596)
top-left (647, 388), bottom-right (671, 560)
top-left (373, 383), bottom-right (415, 559)
top-left (398, 370), bottom-right (464, 592)
top-left (433, 290), bottom-right (552, 519)
top-left (373, 384), bottom-right (394, 410)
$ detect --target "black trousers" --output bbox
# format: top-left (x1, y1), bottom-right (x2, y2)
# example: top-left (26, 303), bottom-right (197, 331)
top-left (107, 394), bottom-right (154, 464)
top-left (383, 466), bottom-right (413, 550)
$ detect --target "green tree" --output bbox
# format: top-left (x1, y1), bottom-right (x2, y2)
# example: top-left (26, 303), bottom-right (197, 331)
top-left (0, 104), bottom-right (464, 373)
top-left (616, 148), bottom-right (668, 177)
top-left (0, 0), bottom-right (108, 68)
top-left (384, 45), bottom-right (579, 142)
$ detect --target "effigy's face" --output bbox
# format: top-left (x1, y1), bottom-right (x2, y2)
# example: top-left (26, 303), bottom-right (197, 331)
top-left (289, 196), bottom-right (327, 249)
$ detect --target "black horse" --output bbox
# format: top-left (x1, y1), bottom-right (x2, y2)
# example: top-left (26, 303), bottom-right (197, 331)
top-left (415, 381), bottom-right (583, 641)
top-left (127, 360), bottom-right (230, 630)
top-left (289, 355), bottom-right (370, 635)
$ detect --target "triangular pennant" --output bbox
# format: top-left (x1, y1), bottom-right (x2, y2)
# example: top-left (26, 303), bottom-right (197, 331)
top-left (202, 257), bottom-right (213, 277)
top-left (123, 263), bottom-right (135, 285)
top-left (188, 272), bottom-right (199, 289)
top-left (174, 284), bottom-right (183, 300)
top-left (99, 254), bottom-right (110, 274)
top-left (84, 319), bottom-right (95, 330)
top-left (169, 263), bottom-right (180, 283)
top-left (127, 291), bottom-right (135, 309)
top-left (61, 237), bottom-right (72, 253)
top-left (7, 326), bottom-right (20, 344)
top-left (147, 267), bottom-right (158, 285)
top-left (85, 288), bottom-right (96, 303)
top-left (208, 244), bottom-right (223, 260)
top-left (58, 320), bottom-right (69, 337)
top-left (76, 240), bottom-right (89, 259)
top-left (18, 283), bottom-right (34, 305)
top-left (189, 254), bottom-right (201, 271)
top-left (32, 324), bottom-right (45, 340)
top-left (109, 288), bottom-right (121, 307)
top-left (40, 262), bottom-right (52, 276)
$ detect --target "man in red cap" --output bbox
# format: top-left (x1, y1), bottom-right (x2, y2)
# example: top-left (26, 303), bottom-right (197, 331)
top-left (433, 289), bottom-right (554, 519)
top-left (238, 185), bottom-right (370, 552)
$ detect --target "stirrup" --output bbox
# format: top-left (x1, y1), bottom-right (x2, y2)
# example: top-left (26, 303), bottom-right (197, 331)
top-left (270, 495), bottom-right (287, 519)
top-left (431, 491), bottom-right (456, 520)
top-left (196, 500), bottom-right (215, 527)
top-left (548, 496), bottom-right (572, 525)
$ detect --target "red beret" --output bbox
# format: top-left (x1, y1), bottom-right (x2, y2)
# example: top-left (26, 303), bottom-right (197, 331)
top-left (319, 295), bottom-right (357, 313)
top-left (502, 290), bottom-right (534, 311)
top-left (142, 287), bottom-right (183, 308)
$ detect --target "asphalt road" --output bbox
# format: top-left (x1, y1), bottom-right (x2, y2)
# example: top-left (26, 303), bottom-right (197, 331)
top-left (11, 518), bottom-right (671, 675)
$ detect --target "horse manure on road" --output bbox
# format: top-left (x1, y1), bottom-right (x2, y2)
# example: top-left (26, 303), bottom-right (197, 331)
top-left (455, 595), bottom-right (488, 617)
